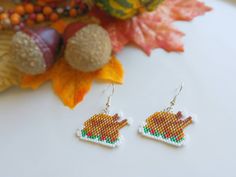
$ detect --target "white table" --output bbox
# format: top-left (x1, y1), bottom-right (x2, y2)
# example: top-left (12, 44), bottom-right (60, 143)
top-left (0, 0), bottom-right (235, 176)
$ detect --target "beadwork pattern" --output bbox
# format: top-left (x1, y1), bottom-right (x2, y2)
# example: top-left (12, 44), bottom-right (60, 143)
top-left (77, 113), bottom-right (128, 148)
top-left (139, 111), bottom-right (193, 147)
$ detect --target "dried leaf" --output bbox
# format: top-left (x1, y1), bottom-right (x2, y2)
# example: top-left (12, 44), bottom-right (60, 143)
top-left (123, 15), bottom-right (185, 55)
top-left (21, 57), bottom-right (124, 108)
top-left (0, 53), bottom-right (22, 92)
top-left (96, 56), bottom-right (124, 84)
top-left (168, 0), bottom-right (212, 21)
top-left (21, 68), bottom-right (52, 89)
top-left (94, 0), bottom-right (211, 55)
top-left (0, 31), bottom-right (14, 57)
top-left (51, 59), bottom-right (95, 109)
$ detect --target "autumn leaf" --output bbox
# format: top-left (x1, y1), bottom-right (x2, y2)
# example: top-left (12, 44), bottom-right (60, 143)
top-left (168, 0), bottom-right (212, 21)
top-left (21, 56), bottom-right (124, 109)
top-left (21, 68), bottom-right (52, 89)
top-left (0, 31), bottom-right (14, 57)
top-left (51, 20), bottom-right (69, 34)
top-left (92, 0), bottom-right (211, 55)
top-left (96, 56), bottom-right (124, 84)
top-left (0, 53), bottom-right (22, 92)
top-left (50, 59), bottom-right (95, 108)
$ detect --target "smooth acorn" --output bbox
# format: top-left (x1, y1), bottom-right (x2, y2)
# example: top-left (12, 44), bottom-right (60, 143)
top-left (64, 22), bottom-right (112, 72)
top-left (11, 27), bottom-right (61, 75)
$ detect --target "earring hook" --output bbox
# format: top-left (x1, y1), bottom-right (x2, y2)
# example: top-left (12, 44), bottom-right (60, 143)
top-left (103, 84), bottom-right (115, 114)
top-left (164, 83), bottom-right (183, 112)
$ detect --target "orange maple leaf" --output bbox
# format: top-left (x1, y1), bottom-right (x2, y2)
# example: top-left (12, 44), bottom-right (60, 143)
top-left (21, 56), bottom-right (124, 109)
top-left (91, 0), bottom-right (211, 55)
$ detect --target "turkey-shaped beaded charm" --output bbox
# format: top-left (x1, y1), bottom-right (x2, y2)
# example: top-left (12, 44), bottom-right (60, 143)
top-left (139, 111), bottom-right (193, 147)
top-left (77, 113), bottom-right (129, 148)
top-left (139, 85), bottom-right (195, 147)
top-left (76, 84), bottom-right (130, 148)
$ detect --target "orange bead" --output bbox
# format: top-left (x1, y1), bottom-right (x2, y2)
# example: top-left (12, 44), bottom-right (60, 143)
top-left (50, 13), bottom-right (59, 22)
top-left (24, 3), bottom-right (34, 14)
top-left (70, 0), bottom-right (76, 8)
top-left (36, 13), bottom-right (45, 23)
top-left (43, 6), bottom-right (53, 15)
top-left (69, 8), bottom-right (77, 17)
top-left (0, 13), bottom-right (8, 20)
top-left (10, 13), bottom-right (21, 25)
top-left (15, 5), bottom-right (25, 15)
top-left (26, 19), bottom-right (34, 26)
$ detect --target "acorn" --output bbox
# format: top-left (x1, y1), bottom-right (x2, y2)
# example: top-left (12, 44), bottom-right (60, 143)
top-left (64, 23), bottom-right (112, 72)
top-left (10, 27), bottom-right (61, 75)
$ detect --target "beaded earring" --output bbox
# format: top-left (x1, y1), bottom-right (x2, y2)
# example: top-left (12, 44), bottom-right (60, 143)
top-left (76, 84), bottom-right (130, 148)
top-left (139, 84), bottom-right (196, 147)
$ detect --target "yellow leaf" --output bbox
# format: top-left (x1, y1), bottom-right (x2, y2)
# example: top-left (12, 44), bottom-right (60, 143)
top-left (21, 69), bottom-right (52, 90)
top-left (96, 56), bottom-right (124, 84)
top-left (0, 31), bottom-right (14, 57)
top-left (20, 56), bottom-right (124, 108)
top-left (0, 53), bottom-right (22, 92)
top-left (51, 59), bottom-right (95, 109)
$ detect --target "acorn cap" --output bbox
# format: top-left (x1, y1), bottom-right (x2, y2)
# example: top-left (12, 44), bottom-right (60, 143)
top-left (11, 27), bottom-right (61, 75)
top-left (64, 23), bottom-right (112, 72)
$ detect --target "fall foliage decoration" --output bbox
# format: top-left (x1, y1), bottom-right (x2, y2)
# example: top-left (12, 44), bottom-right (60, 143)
top-left (92, 0), bottom-right (212, 55)
top-left (139, 111), bottom-right (193, 147)
top-left (0, 53), bottom-right (22, 92)
top-left (21, 56), bottom-right (123, 109)
top-left (77, 113), bottom-right (129, 147)
top-left (0, 31), bottom-right (13, 57)
top-left (0, 0), bottom-right (211, 109)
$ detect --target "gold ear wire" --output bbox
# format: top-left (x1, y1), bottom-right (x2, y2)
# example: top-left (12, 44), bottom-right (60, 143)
top-left (164, 83), bottom-right (183, 112)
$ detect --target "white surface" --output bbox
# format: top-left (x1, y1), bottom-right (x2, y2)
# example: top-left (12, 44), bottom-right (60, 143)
top-left (0, 0), bottom-right (236, 177)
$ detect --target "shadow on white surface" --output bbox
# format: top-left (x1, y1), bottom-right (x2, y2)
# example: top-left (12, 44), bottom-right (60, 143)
top-left (221, 0), bottom-right (236, 6)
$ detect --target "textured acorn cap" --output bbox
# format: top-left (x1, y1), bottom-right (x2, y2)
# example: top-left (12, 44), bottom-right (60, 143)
top-left (10, 28), bottom-right (61, 75)
top-left (11, 31), bottom-right (46, 75)
top-left (65, 24), bottom-right (112, 72)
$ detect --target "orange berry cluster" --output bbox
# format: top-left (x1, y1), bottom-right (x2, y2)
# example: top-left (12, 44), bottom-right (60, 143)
top-left (0, 0), bottom-right (89, 31)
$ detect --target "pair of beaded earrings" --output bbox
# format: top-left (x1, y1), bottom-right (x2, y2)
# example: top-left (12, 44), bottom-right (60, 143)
top-left (76, 84), bottom-right (195, 148)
